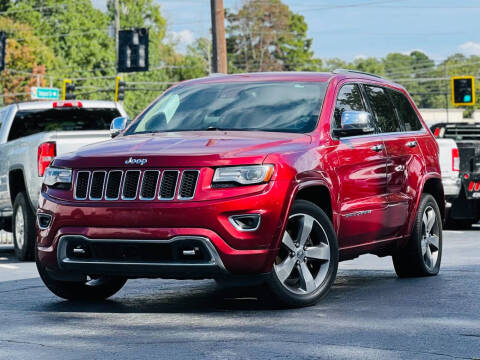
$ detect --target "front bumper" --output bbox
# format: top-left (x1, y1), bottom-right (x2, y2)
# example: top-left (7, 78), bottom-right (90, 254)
top-left (55, 235), bottom-right (228, 279)
top-left (37, 180), bottom-right (292, 277)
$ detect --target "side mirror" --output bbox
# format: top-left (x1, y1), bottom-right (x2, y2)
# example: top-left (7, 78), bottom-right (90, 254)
top-left (110, 116), bottom-right (128, 137)
top-left (333, 111), bottom-right (375, 137)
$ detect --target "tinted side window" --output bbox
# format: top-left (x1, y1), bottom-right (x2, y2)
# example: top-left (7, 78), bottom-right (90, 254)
top-left (364, 86), bottom-right (400, 133)
top-left (8, 108), bottom-right (121, 141)
top-left (389, 90), bottom-right (423, 131)
top-left (333, 84), bottom-right (366, 129)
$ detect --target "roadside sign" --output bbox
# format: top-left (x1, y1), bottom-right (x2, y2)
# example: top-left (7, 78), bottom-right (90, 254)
top-left (31, 87), bottom-right (60, 100)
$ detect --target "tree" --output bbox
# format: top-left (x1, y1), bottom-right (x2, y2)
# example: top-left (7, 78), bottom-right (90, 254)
top-left (351, 57), bottom-right (385, 75)
top-left (0, 16), bottom-right (56, 104)
top-left (226, 0), bottom-right (319, 72)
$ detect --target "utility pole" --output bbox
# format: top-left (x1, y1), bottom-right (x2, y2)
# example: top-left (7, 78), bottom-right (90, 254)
top-left (444, 62), bottom-right (449, 123)
top-left (210, 0), bottom-right (227, 74)
top-left (114, 0), bottom-right (120, 63)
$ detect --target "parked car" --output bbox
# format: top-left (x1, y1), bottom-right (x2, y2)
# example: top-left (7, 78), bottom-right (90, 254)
top-left (435, 137), bottom-right (461, 220)
top-left (0, 100), bottom-right (128, 260)
top-left (36, 71), bottom-right (444, 307)
top-left (431, 122), bottom-right (480, 228)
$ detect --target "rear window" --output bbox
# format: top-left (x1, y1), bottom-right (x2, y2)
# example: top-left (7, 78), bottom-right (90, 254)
top-left (388, 89), bottom-right (423, 131)
top-left (364, 85), bottom-right (401, 133)
top-left (8, 108), bottom-right (121, 141)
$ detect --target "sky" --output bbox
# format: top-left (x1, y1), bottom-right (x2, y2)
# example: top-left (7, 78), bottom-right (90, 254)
top-left (93, 0), bottom-right (480, 62)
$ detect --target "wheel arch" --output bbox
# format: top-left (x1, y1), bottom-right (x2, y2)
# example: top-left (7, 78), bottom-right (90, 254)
top-left (407, 174), bottom-right (445, 237)
top-left (421, 177), bottom-right (445, 220)
top-left (274, 180), bottom-right (337, 250)
top-left (9, 167), bottom-right (33, 210)
top-left (294, 184), bottom-right (334, 222)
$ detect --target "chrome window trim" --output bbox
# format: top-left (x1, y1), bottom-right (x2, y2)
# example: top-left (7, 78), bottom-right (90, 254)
top-left (139, 170), bottom-right (161, 201)
top-left (177, 170), bottom-right (200, 200)
top-left (73, 171), bottom-right (91, 200)
top-left (57, 235), bottom-right (226, 271)
top-left (158, 170), bottom-right (180, 200)
top-left (88, 171), bottom-right (107, 201)
top-left (104, 170), bottom-right (124, 201)
top-left (121, 170), bottom-right (141, 200)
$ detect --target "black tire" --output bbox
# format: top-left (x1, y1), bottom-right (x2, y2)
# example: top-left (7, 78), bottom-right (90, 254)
top-left (393, 194), bottom-right (442, 277)
top-left (265, 200), bottom-right (338, 307)
top-left (12, 192), bottom-right (36, 261)
top-left (36, 248), bottom-right (127, 301)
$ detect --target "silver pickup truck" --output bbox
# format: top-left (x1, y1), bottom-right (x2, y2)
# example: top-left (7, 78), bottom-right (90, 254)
top-left (0, 100), bottom-right (127, 260)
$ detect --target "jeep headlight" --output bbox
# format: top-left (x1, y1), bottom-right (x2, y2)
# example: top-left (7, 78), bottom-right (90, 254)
top-left (43, 167), bottom-right (72, 188)
top-left (212, 165), bottom-right (274, 186)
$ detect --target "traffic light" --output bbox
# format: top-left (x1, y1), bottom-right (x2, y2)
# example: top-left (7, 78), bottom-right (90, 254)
top-left (451, 76), bottom-right (475, 106)
top-left (117, 28), bottom-right (149, 73)
top-left (0, 32), bottom-right (6, 72)
top-left (114, 76), bottom-right (126, 102)
top-left (62, 79), bottom-right (75, 100)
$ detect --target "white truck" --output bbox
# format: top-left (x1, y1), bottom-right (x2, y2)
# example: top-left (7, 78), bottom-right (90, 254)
top-left (437, 137), bottom-right (461, 204)
top-left (0, 100), bottom-right (127, 260)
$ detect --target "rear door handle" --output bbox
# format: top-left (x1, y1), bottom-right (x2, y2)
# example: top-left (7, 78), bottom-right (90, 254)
top-left (406, 141), bottom-right (417, 148)
top-left (371, 144), bottom-right (384, 152)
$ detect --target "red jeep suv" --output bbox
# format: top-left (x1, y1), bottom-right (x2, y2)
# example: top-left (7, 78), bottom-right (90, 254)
top-left (36, 70), bottom-right (444, 307)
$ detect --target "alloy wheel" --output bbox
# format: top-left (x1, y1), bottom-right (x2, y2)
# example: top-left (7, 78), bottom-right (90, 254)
top-left (274, 213), bottom-right (331, 295)
top-left (421, 206), bottom-right (440, 270)
top-left (15, 206), bottom-right (25, 250)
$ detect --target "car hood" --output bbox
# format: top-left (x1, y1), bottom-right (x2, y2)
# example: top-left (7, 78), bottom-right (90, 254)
top-left (53, 131), bottom-right (312, 168)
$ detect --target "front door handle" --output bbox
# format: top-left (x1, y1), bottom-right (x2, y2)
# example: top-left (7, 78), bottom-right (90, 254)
top-left (371, 144), bottom-right (384, 152)
top-left (406, 141), bottom-right (417, 148)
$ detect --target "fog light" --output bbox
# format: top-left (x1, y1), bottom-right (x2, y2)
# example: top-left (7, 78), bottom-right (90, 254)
top-left (229, 214), bottom-right (261, 231)
top-left (37, 213), bottom-right (52, 230)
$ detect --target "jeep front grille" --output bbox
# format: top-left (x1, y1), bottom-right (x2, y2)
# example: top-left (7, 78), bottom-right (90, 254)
top-left (74, 169), bottom-right (200, 201)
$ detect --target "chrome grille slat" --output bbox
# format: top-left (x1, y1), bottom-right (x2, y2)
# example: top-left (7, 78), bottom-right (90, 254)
top-left (73, 168), bottom-right (197, 201)
top-left (122, 170), bottom-right (141, 200)
top-left (140, 170), bottom-right (160, 200)
top-left (74, 171), bottom-right (90, 200)
top-left (105, 171), bottom-right (123, 200)
top-left (159, 170), bottom-right (179, 200)
top-left (178, 170), bottom-right (200, 200)
top-left (89, 171), bottom-right (106, 200)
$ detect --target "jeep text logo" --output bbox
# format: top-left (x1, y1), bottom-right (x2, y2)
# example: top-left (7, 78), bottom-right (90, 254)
top-left (125, 157), bottom-right (148, 166)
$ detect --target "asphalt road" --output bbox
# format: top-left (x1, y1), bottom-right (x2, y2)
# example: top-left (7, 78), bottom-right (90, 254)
top-left (1, 227), bottom-right (479, 360)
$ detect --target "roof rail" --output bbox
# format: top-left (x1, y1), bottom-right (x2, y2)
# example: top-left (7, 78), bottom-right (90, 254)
top-left (332, 68), bottom-right (384, 79)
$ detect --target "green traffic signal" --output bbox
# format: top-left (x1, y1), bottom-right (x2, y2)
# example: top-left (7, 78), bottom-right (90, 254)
top-left (451, 76), bottom-right (475, 106)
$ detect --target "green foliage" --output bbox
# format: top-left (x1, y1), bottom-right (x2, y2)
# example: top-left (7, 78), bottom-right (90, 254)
top-left (226, 0), bottom-right (318, 72)
top-left (0, 16), bottom-right (57, 104)
top-left (1, 0), bottom-right (478, 114)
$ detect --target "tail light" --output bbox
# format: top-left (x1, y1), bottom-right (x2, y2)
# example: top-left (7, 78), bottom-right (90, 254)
top-left (452, 148), bottom-right (460, 172)
top-left (433, 128), bottom-right (440, 137)
top-left (469, 182), bottom-right (474, 192)
top-left (52, 101), bottom-right (82, 108)
top-left (476, 183), bottom-right (480, 192)
top-left (38, 142), bottom-right (56, 176)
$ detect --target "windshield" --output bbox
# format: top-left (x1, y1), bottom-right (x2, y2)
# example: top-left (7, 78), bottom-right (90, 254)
top-left (126, 81), bottom-right (328, 135)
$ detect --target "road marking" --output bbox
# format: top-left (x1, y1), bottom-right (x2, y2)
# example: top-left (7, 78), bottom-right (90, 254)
top-left (444, 231), bottom-right (464, 234)
top-left (0, 263), bottom-right (18, 269)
